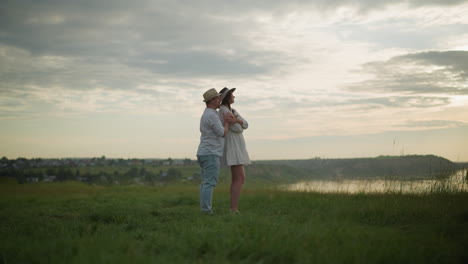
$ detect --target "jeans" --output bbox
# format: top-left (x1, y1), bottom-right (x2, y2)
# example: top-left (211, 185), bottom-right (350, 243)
top-left (197, 155), bottom-right (220, 213)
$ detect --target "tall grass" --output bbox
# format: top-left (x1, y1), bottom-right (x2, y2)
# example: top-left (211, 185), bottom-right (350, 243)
top-left (1, 179), bottom-right (467, 263)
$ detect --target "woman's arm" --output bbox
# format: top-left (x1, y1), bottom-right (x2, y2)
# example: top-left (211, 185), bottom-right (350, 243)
top-left (233, 109), bottom-right (248, 129)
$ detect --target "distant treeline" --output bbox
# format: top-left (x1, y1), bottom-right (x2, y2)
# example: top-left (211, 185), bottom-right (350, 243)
top-left (0, 156), bottom-right (196, 170)
top-left (0, 166), bottom-right (196, 185)
top-left (254, 155), bottom-right (463, 181)
top-left (0, 155), bottom-right (465, 185)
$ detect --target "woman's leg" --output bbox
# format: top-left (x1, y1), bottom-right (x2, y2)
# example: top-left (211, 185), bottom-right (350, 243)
top-left (230, 165), bottom-right (245, 211)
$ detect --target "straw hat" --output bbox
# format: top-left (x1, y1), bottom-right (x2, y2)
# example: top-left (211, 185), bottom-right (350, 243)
top-left (203, 88), bottom-right (221, 102)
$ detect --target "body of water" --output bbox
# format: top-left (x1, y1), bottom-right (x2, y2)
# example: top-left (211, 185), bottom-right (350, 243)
top-left (285, 170), bottom-right (468, 194)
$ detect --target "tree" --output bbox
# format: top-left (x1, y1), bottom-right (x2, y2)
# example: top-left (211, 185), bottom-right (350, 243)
top-left (16, 157), bottom-right (29, 169)
top-left (125, 167), bottom-right (139, 177)
top-left (46, 168), bottom-right (56, 177)
top-left (56, 168), bottom-right (73, 181)
top-left (0, 157), bottom-right (9, 168)
top-left (166, 168), bottom-right (182, 181)
top-left (97, 155), bottom-right (106, 166)
top-left (144, 171), bottom-right (157, 184)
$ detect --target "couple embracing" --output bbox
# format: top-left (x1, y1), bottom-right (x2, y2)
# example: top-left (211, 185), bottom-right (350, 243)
top-left (196, 87), bottom-right (250, 214)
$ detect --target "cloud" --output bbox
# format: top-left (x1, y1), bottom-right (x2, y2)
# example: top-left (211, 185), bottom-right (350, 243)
top-left (345, 96), bottom-right (451, 109)
top-left (401, 51), bottom-right (468, 74)
top-left (2, 1), bottom-right (466, 73)
top-left (0, 1), bottom-right (288, 78)
top-left (1, 0), bottom-right (467, 123)
top-left (350, 50), bottom-right (468, 95)
top-left (125, 51), bottom-right (275, 77)
top-left (398, 119), bottom-right (466, 129)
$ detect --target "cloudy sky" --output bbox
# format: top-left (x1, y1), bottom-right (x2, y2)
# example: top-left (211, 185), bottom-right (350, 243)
top-left (1, 0), bottom-right (467, 161)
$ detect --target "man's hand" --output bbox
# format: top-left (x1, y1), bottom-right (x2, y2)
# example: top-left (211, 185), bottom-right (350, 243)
top-left (224, 113), bottom-right (236, 124)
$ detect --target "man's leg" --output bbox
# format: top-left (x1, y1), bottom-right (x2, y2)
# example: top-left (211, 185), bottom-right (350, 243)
top-left (198, 155), bottom-right (220, 213)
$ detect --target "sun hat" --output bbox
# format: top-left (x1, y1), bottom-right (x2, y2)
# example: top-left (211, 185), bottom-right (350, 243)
top-left (203, 88), bottom-right (221, 102)
top-left (220, 87), bottom-right (236, 101)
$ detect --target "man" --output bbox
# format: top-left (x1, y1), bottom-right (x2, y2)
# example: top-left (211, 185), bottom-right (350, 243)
top-left (197, 88), bottom-right (233, 214)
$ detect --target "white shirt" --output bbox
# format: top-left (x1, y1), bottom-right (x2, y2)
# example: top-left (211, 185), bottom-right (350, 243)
top-left (197, 108), bottom-right (225, 157)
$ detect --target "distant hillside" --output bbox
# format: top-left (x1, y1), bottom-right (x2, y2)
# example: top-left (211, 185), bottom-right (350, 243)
top-left (2, 155), bottom-right (461, 185)
top-left (251, 155), bottom-right (460, 181)
top-left (456, 162), bottom-right (468, 169)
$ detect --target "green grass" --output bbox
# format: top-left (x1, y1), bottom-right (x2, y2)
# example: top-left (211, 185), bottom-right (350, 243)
top-left (1, 178), bottom-right (467, 263)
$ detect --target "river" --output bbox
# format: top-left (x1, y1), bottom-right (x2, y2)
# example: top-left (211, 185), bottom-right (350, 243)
top-left (284, 169), bottom-right (468, 194)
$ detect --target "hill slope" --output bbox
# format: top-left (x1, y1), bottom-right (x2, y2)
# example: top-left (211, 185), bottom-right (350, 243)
top-left (251, 155), bottom-right (460, 181)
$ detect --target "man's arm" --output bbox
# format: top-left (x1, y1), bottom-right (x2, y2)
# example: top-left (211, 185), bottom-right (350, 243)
top-left (211, 113), bottom-right (229, 137)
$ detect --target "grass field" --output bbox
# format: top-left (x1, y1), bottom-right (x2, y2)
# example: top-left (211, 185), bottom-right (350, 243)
top-left (1, 177), bottom-right (467, 263)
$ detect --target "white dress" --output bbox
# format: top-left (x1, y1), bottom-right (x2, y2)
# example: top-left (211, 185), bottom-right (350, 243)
top-left (218, 105), bottom-right (251, 166)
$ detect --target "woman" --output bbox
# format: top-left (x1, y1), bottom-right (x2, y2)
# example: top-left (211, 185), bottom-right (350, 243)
top-left (218, 87), bottom-right (250, 213)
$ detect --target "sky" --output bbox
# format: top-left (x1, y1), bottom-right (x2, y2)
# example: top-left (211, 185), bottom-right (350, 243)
top-left (1, 0), bottom-right (467, 161)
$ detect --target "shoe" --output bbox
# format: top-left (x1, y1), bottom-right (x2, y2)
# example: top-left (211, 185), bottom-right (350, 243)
top-left (230, 209), bottom-right (240, 214)
top-left (201, 210), bottom-right (214, 215)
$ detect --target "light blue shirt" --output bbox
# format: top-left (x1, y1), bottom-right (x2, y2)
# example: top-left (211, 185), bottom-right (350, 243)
top-left (197, 108), bottom-right (225, 157)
